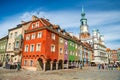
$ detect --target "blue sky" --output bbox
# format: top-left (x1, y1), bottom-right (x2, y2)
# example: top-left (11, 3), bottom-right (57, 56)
top-left (0, 0), bottom-right (120, 49)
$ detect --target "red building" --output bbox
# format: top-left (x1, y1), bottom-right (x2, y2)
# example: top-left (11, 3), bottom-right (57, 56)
top-left (22, 16), bottom-right (59, 71)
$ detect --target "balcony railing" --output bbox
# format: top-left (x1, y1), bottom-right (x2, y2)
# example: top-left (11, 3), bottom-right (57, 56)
top-left (13, 48), bottom-right (22, 55)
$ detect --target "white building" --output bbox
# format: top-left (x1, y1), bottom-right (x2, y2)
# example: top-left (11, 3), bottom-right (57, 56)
top-left (79, 7), bottom-right (108, 64)
top-left (92, 29), bottom-right (108, 64)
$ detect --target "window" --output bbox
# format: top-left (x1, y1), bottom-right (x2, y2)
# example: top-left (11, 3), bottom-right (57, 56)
top-left (24, 60), bottom-right (27, 66)
top-left (60, 48), bottom-right (63, 54)
top-left (76, 52), bottom-right (77, 56)
top-left (75, 44), bottom-right (77, 48)
top-left (9, 33), bottom-right (13, 38)
top-left (15, 41), bottom-right (19, 48)
top-left (31, 33), bottom-right (35, 39)
top-left (37, 32), bottom-right (42, 38)
top-left (25, 45), bottom-right (29, 52)
top-left (26, 35), bottom-right (30, 40)
top-left (65, 50), bottom-right (67, 54)
top-left (51, 33), bottom-right (55, 40)
top-left (8, 43), bottom-right (11, 49)
top-left (36, 22), bottom-right (39, 27)
top-left (14, 32), bottom-right (18, 38)
top-left (36, 43), bottom-right (41, 51)
top-left (51, 45), bottom-right (55, 52)
top-left (30, 60), bottom-right (33, 66)
top-left (60, 38), bottom-right (63, 43)
top-left (30, 44), bottom-right (34, 52)
top-left (65, 41), bottom-right (67, 45)
top-left (32, 24), bottom-right (35, 28)
top-left (70, 51), bottom-right (72, 55)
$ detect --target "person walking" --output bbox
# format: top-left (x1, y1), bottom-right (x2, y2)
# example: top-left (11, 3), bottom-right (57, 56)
top-left (98, 64), bottom-right (101, 70)
top-left (16, 63), bottom-right (21, 71)
top-left (80, 63), bottom-right (83, 69)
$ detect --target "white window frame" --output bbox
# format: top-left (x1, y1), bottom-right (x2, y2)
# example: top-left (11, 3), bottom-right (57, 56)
top-left (65, 50), bottom-right (68, 54)
top-left (36, 43), bottom-right (41, 51)
top-left (36, 22), bottom-right (39, 27)
top-left (51, 33), bottom-right (55, 40)
top-left (26, 34), bottom-right (30, 40)
top-left (25, 44), bottom-right (29, 52)
top-left (30, 44), bottom-right (34, 52)
top-left (32, 24), bottom-right (35, 29)
top-left (60, 48), bottom-right (63, 54)
top-left (51, 44), bottom-right (55, 52)
top-left (30, 60), bottom-right (33, 66)
top-left (31, 33), bottom-right (35, 39)
top-left (60, 38), bottom-right (63, 43)
top-left (37, 32), bottom-right (42, 38)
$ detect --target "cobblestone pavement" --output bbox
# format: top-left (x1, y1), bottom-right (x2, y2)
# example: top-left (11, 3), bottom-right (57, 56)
top-left (0, 67), bottom-right (120, 80)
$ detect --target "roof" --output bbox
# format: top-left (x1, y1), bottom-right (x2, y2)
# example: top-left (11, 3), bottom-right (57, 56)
top-left (8, 21), bottom-right (31, 31)
top-left (0, 35), bottom-right (8, 41)
top-left (80, 33), bottom-right (90, 39)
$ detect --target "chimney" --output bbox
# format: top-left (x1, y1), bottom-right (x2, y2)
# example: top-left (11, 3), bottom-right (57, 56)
top-left (32, 15), bottom-right (38, 21)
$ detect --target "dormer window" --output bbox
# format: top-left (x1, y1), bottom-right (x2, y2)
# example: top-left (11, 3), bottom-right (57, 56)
top-left (36, 22), bottom-right (39, 27)
top-left (32, 24), bottom-right (35, 29)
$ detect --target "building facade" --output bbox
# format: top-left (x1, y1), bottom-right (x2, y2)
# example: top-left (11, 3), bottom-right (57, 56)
top-left (21, 15), bottom-right (93, 71)
top-left (92, 29), bottom-right (108, 64)
top-left (5, 20), bottom-right (31, 65)
top-left (106, 48), bottom-right (112, 64)
top-left (117, 48), bottom-right (120, 62)
top-left (79, 8), bottom-right (107, 64)
top-left (111, 50), bottom-right (118, 63)
top-left (0, 36), bottom-right (8, 63)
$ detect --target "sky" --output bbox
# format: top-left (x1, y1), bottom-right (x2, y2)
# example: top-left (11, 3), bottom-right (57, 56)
top-left (0, 0), bottom-right (120, 49)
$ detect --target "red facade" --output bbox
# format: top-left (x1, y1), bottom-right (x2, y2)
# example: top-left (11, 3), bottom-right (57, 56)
top-left (22, 18), bottom-right (59, 70)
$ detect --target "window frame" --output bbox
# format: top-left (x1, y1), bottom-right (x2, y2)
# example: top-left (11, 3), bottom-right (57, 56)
top-left (30, 44), bottom-right (34, 52)
top-left (31, 33), bottom-right (36, 39)
top-left (30, 60), bottom-right (33, 66)
top-left (51, 44), bottom-right (55, 52)
top-left (25, 44), bottom-right (29, 52)
top-left (51, 33), bottom-right (55, 40)
top-left (36, 43), bottom-right (41, 51)
top-left (37, 32), bottom-right (42, 38)
top-left (26, 34), bottom-right (30, 40)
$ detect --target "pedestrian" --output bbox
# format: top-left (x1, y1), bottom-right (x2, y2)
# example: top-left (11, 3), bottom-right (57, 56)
top-left (80, 63), bottom-right (83, 69)
top-left (16, 63), bottom-right (21, 71)
top-left (98, 64), bottom-right (101, 70)
top-left (102, 64), bottom-right (104, 70)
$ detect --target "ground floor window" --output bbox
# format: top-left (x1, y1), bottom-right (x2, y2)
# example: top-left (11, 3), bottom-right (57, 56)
top-left (24, 60), bottom-right (27, 66)
top-left (30, 60), bottom-right (33, 66)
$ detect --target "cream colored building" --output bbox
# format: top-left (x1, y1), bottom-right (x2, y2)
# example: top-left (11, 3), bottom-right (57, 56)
top-left (5, 19), bottom-right (31, 64)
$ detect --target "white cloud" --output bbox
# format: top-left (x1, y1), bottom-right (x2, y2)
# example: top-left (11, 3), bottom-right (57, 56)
top-left (0, 10), bottom-right (120, 49)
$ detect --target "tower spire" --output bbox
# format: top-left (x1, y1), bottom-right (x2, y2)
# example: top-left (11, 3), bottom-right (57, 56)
top-left (81, 5), bottom-right (85, 18)
top-left (82, 5), bottom-right (84, 14)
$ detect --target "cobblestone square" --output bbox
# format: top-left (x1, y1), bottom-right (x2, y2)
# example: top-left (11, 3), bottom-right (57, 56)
top-left (0, 67), bottom-right (120, 80)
